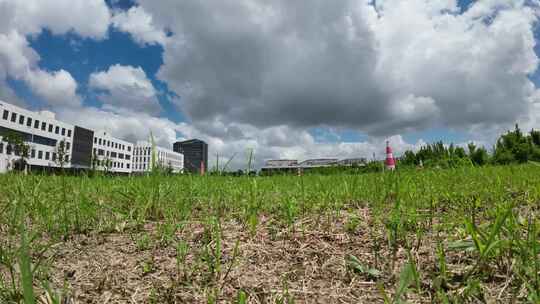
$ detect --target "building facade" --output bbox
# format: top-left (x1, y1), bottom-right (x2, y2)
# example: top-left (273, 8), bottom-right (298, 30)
top-left (132, 141), bottom-right (184, 173)
top-left (173, 139), bottom-right (208, 174)
top-left (1, 101), bottom-right (75, 172)
top-left (0, 100), bottom-right (192, 175)
top-left (261, 158), bottom-right (365, 174)
top-left (92, 131), bottom-right (134, 173)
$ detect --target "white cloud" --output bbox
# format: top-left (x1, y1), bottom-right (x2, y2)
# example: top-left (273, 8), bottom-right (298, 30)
top-left (0, 30), bottom-right (81, 107)
top-left (89, 64), bottom-right (162, 114)
top-left (112, 6), bottom-right (167, 46)
top-left (0, 0), bottom-right (111, 108)
top-left (57, 106), bottom-right (177, 149)
top-left (0, 0), bottom-right (111, 38)
top-left (133, 0), bottom-right (539, 138)
top-left (370, 0), bottom-right (538, 132)
top-left (26, 69), bottom-right (81, 107)
top-left (57, 104), bottom-right (423, 170)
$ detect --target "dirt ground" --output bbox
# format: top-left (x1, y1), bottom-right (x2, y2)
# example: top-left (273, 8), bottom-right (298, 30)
top-left (8, 209), bottom-right (516, 303)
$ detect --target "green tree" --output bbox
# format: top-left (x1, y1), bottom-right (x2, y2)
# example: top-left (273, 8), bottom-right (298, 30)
top-left (3, 131), bottom-right (30, 173)
top-left (55, 139), bottom-right (69, 171)
top-left (492, 124), bottom-right (535, 164)
top-left (468, 143), bottom-right (489, 166)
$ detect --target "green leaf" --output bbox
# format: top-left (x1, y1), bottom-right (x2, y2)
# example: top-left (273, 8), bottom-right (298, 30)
top-left (236, 290), bottom-right (247, 304)
top-left (447, 240), bottom-right (476, 252)
top-left (346, 255), bottom-right (381, 279)
top-left (395, 262), bottom-right (415, 301)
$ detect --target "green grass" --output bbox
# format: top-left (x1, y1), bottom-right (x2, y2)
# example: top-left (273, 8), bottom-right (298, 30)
top-left (1, 165), bottom-right (540, 302)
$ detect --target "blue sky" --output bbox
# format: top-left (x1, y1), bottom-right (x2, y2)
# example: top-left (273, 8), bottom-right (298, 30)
top-left (1, 0), bottom-right (539, 165)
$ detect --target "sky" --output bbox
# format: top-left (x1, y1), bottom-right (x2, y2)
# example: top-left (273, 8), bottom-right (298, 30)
top-left (0, 0), bottom-right (539, 169)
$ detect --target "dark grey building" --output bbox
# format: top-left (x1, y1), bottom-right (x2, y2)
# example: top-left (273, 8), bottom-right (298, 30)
top-left (71, 126), bottom-right (94, 169)
top-left (173, 139), bottom-right (208, 174)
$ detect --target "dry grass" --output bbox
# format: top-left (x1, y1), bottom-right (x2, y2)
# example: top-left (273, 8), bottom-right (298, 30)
top-left (33, 209), bottom-right (516, 303)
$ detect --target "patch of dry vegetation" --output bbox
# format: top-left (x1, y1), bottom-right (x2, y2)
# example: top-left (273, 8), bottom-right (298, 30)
top-left (1, 165), bottom-right (540, 303)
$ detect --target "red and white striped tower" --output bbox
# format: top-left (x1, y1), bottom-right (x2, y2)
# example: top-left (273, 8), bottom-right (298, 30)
top-left (385, 141), bottom-right (396, 171)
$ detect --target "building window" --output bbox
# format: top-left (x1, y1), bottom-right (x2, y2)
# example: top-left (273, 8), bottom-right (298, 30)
top-left (65, 155), bottom-right (69, 162)
top-left (98, 138), bottom-right (102, 145)
top-left (10, 112), bottom-right (17, 122)
top-left (61, 128), bottom-right (66, 136)
top-left (127, 163), bottom-right (130, 169)
top-left (67, 130), bottom-right (71, 137)
top-left (52, 153), bottom-right (56, 161)
top-left (41, 122), bottom-right (46, 131)
top-left (0, 142), bottom-right (3, 154)
top-left (98, 149), bottom-right (104, 156)
top-left (45, 152), bottom-right (50, 160)
top-left (34, 120), bottom-right (39, 129)
top-left (55, 126), bottom-right (60, 134)
top-left (2, 110), bottom-right (8, 120)
top-left (38, 150), bottom-right (43, 159)
top-left (32, 135), bottom-right (57, 147)
top-left (128, 146), bottom-right (131, 152)
top-left (26, 117), bottom-right (32, 127)
top-left (31, 149), bottom-right (35, 158)
top-left (19, 115), bottom-right (25, 125)
top-left (111, 152), bottom-right (117, 158)
top-left (66, 142), bottom-right (70, 150)
top-left (94, 138), bottom-right (97, 144)
top-left (48, 124), bottom-right (53, 132)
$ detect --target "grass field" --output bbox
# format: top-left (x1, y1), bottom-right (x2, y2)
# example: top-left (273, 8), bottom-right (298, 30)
top-left (1, 165), bottom-right (540, 303)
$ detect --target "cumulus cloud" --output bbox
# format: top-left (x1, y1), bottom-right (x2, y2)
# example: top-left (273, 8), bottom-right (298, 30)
top-left (0, 30), bottom-right (81, 107)
top-left (26, 69), bottom-right (80, 107)
top-left (0, 0), bottom-right (111, 38)
top-left (134, 0), bottom-right (539, 138)
top-left (0, 0), bottom-right (111, 108)
top-left (89, 64), bottom-right (162, 114)
top-left (57, 106), bottom-right (176, 148)
top-left (56, 103), bottom-right (421, 170)
top-left (111, 6), bottom-right (167, 45)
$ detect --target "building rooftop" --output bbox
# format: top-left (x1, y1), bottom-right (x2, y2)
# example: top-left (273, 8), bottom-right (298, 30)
top-left (175, 138), bottom-right (207, 144)
top-left (262, 158), bottom-right (366, 169)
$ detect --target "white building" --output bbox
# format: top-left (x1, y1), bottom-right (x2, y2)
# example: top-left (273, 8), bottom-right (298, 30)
top-left (92, 131), bottom-right (134, 173)
top-left (132, 141), bottom-right (184, 173)
top-left (1, 101), bottom-right (75, 172)
top-left (0, 100), bottom-right (185, 175)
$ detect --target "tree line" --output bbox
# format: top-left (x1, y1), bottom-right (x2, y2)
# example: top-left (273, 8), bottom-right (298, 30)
top-left (400, 124), bottom-right (540, 168)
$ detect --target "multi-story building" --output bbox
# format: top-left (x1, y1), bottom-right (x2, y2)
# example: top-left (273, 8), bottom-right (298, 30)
top-left (0, 99), bottom-right (190, 175)
top-left (0, 101), bottom-right (76, 172)
top-left (261, 158), bottom-right (365, 174)
top-left (0, 100), bottom-right (133, 174)
top-left (265, 159), bottom-right (299, 167)
top-left (92, 131), bottom-right (134, 173)
top-left (298, 158), bottom-right (338, 167)
top-left (173, 139), bottom-right (208, 174)
top-left (132, 141), bottom-right (184, 173)
top-left (337, 158), bottom-right (367, 166)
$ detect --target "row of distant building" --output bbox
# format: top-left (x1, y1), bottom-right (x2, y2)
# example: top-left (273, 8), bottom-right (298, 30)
top-left (261, 158), bottom-right (366, 174)
top-left (0, 100), bottom-right (208, 174)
